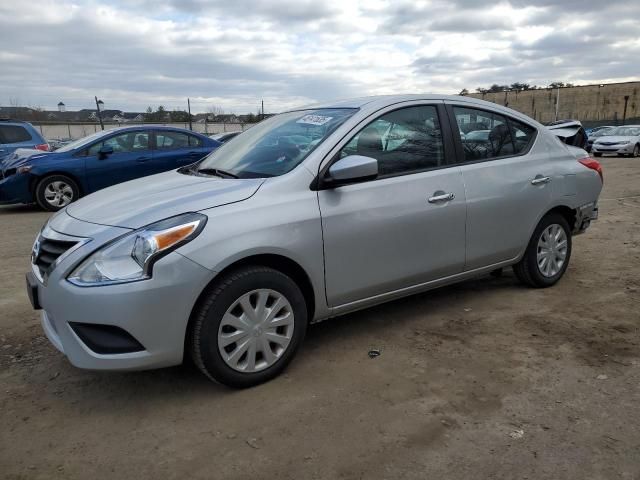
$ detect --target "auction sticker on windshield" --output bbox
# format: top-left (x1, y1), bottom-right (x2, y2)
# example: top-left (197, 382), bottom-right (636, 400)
top-left (296, 114), bottom-right (333, 126)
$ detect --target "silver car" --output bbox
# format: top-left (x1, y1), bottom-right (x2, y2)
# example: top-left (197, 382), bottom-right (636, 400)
top-left (26, 95), bottom-right (603, 387)
top-left (591, 125), bottom-right (640, 157)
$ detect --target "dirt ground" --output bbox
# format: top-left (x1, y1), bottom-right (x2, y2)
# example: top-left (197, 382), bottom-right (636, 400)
top-left (1, 157), bottom-right (639, 480)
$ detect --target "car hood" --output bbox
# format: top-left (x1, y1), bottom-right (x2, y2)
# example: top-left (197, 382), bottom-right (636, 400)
top-left (595, 136), bottom-right (637, 143)
top-left (1, 149), bottom-right (55, 170)
top-left (66, 170), bottom-right (265, 229)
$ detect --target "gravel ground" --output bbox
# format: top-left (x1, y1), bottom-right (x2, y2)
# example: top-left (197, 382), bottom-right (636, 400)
top-left (1, 157), bottom-right (639, 480)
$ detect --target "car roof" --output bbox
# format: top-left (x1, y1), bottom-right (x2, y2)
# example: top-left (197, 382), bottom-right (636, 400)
top-left (97, 125), bottom-right (208, 135)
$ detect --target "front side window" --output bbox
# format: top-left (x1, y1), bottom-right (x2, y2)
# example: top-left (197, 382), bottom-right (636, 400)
top-left (454, 106), bottom-right (535, 162)
top-left (338, 105), bottom-right (444, 177)
top-left (88, 131), bottom-right (150, 155)
top-left (196, 108), bottom-right (356, 178)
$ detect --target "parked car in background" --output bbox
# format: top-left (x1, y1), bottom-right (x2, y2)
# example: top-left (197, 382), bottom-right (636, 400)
top-left (586, 125), bottom-right (615, 136)
top-left (586, 127), bottom-right (614, 152)
top-left (546, 119), bottom-right (588, 149)
top-left (0, 126), bottom-right (220, 210)
top-left (210, 131), bottom-right (242, 143)
top-left (48, 138), bottom-right (74, 151)
top-left (0, 119), bottom-right (49, 162)
top-left (26, 95), bottom-right (602, 387)
top-left (591, 125), bottom-right (640, 157)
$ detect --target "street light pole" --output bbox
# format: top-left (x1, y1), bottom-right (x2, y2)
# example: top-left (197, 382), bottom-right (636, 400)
top-left (554, 87), bottom-right (560, 122)
top-left (94, 96), bottom-right (104, 131)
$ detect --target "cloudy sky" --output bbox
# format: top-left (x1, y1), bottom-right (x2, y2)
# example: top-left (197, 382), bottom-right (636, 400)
top-left (1, 0), bottom-right (639, 113)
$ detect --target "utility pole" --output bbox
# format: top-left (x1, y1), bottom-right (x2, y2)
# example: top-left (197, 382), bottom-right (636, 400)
top-left (261, 99), bottom-right (264, 120)
top-left (554, 87), bottom-right (560, 122)
top-left (187, 98), bottom-right (193, 131)
top-left (94, 96), bottom-right (104, 131)
top-left (622, 95), bottom-right (630, 125)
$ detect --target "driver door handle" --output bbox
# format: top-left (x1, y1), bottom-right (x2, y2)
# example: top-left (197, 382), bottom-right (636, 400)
top-left (531, 175), bottom-right (551, 185)
top-left (428, 192), bottom-right (455, 203)
top-left (136, 156), bottom-right (151, 163)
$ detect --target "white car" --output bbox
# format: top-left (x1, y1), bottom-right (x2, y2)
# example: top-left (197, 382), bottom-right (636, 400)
top-left (592, 125), bottom-right (640, 157)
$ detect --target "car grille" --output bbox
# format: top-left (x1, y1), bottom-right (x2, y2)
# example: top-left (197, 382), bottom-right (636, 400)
top-left (33, 235), bottom-right (78, 278)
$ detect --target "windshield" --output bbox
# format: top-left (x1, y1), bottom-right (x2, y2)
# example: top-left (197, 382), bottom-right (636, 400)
top-left (196, 108), bottom-right (357, 178)
top-left (592, 128), bottom-right (613, 137)
top-left (55, 129), bottom-right (112, 153)
top-left (608, 126), bottom-right (640, 136)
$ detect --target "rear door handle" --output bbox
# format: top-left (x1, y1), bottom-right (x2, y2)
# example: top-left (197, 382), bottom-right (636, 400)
top-left (428, 192), bottom-right (455, 203)
top-left (136, 156), bottom-right (151, 163)
top-left (531, 176), bottom-right (551, 185)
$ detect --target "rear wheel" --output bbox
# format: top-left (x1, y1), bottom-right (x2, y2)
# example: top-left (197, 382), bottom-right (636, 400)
top-left (513, 213), bottom-right (572, 288)
top-left (189, 266), bottom-right (307, 388)
top-left (35, 174), bottom-right (79, 211)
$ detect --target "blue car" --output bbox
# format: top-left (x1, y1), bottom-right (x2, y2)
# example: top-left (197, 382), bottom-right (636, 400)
top-left (0, 126), bottom-right (220, 211)
top-left (0, 119), bottom-right (50, 163)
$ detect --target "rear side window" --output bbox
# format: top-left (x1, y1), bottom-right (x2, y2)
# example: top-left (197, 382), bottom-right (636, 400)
top-left (0, 125), bottom-right (33, 143)
top-left (339, 105), bottom-right (445, 177)
top-left (453, 106), bottom-right (535, 162)
top-left (156, 131), bottom-right (201, 149)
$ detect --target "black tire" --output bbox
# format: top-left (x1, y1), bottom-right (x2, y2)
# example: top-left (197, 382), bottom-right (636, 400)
top-left (189, 265), bottom-right (307, 388)
top-left (633, 144), bottom-right (640, 158)
top-left (513, 213), bottom-right (572, 288)
top-left (593, 152), bottom-right (603, 157)
top-left (35, 174), bottom-right (80, 211)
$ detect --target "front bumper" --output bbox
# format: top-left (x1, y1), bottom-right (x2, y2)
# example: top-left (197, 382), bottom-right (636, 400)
top-left (0, 172), bottom-right (33, 205)
top-left (592, 143), bottom-right (635, 155)
top-left (30, 212), bottom-right (215, 371)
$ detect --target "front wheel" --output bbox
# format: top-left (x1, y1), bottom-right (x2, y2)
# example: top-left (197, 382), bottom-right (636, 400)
top-left (35, 174), bottom-right (80, 211)
top-left (189, 266), bottom-right (307, 388)
top-left (632, 144), bottom-right (640, 158)
top-left (593, 152), bottom-right (603, 157)
top-left (513, 213), bottom-right (572, 288)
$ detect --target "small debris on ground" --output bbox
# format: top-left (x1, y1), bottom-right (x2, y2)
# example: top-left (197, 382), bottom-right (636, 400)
top-left (509, 429), bottom-right (525, 439)
top-left (597, 374), bottom-right (608, 380)
top-left (246, 438), bottom-right (260, 449)
top-left (368, 349), bottom-right (381, 358)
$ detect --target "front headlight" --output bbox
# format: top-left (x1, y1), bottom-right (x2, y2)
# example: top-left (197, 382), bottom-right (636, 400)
top-left (617, 141), bottom-right (630, 145)
top-left (68, 213), bottom-right (207, 286)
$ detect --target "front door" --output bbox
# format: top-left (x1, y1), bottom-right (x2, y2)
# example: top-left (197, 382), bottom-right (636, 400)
top-left (84, 130), bottom-right (153, 192)
top-left (318, 104), bottom-right (467, 307)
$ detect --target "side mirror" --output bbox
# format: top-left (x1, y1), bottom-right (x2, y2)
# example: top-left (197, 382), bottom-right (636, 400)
top-left (99, 144), bottom-right (114, 156)
top-left (325, 155), bottom-right (378, 187)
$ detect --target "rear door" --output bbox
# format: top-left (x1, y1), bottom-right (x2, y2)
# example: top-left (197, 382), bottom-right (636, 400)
top-left (318, 103), bottom-right (467, 307)
top-left (153, 130), bottom-right (208, 172)
top-left (84, 129), bottom-right (153, 191)
top-left (446, 103), bottom-right (551, 269)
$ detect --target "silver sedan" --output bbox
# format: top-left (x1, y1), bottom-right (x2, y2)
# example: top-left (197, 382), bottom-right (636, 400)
top-left (27, 95), bottom-right (603, 387)
top-left (592, 125), bottom-right (640, 157)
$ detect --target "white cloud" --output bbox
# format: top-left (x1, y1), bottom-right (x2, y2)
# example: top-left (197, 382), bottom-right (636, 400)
top-left (0, 0), bottom-right (638, 113)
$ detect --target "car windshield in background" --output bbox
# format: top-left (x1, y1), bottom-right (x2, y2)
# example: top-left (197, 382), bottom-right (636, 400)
top-left (195, 108), bottom-right (357, 178)
top-left (609, 126), bottom-right (640, 136)
top-left (592, 128), bottom-right (613, 137)
top-left (55, 130), bottom-right (111, 153)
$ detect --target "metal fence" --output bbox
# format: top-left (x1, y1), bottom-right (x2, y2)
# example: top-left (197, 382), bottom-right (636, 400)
top-left (31, 121), bottom-right (256, 141)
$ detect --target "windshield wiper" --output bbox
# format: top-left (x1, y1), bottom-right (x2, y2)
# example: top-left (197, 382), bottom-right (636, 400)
top-left (197, 168), bottom-right (239, 179)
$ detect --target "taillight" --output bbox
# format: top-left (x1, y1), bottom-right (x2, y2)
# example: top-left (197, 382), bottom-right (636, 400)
top-left (579, 157), bottom-right (603, 182)
top-left (34, 143), bottom-right (50, 152)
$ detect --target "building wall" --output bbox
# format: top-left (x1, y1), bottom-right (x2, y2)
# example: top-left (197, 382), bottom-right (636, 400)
top-left (467, 81), bottom-right (640, 126)
top-left (30, 122), bottom-right (251, 141)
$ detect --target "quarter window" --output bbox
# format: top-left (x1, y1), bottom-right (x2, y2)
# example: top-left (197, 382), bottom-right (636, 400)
top-left (339, 105), bottom-right (444, 177)
top-left (453, 107), bottom-right (535, 162)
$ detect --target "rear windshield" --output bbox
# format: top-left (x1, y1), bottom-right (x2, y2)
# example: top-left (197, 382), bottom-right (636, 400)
top-left (196, 108), bottom-right (357, 178)
top-left (0, 125), bottom-right (33, 144)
